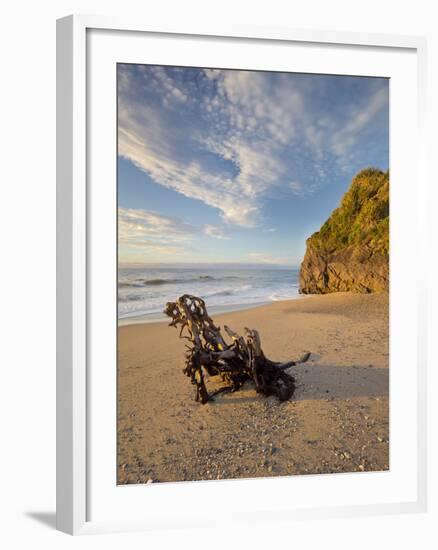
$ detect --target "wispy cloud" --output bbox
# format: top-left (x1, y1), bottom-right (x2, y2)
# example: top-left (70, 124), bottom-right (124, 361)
top-left (289, 181), bottom-right (304, 195)
top-left (118, 207), bottom-right (196, 257)
top-left (203, 224), bottom-right (229, 240)
top-left (247, 252), bottom-right (289, 265)
top-left (118, 66), bottom-right (388, 228)
top-left (330, 86), bottom-right (389, 161)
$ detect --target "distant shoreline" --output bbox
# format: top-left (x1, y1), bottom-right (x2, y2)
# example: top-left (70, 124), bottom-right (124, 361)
top-left (118, 295), bottom-right (307, 326)
top-left (118, 265), bottom-right (302, 325)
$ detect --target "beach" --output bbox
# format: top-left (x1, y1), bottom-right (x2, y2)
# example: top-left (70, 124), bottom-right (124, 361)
top-left (117, 291), bottom-right (389, 484)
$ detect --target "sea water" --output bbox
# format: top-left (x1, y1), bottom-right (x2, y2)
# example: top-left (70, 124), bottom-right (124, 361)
top-left (118, 265), bottom-right (301, 324)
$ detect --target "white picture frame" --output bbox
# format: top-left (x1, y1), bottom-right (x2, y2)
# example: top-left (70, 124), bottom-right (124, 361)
top-left (56, 14), bottom-right (428, 535)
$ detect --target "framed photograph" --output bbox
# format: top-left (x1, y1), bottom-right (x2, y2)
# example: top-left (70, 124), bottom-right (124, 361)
top-left (57, 15), bottom-right (427, 535)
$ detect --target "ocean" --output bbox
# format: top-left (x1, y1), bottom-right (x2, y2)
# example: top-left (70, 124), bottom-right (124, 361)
top-left (118, 265), bottom-right (301, 324)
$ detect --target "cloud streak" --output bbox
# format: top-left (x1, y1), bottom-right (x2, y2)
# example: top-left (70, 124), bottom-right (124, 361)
top-left (203, 224), bottom-right (229, 240)
top-left (246, 252), bottom-right (289, 265)
top-left (118, 66), bottom-right (388, 228)
top-left (118, 207), bottom-right (196, 258)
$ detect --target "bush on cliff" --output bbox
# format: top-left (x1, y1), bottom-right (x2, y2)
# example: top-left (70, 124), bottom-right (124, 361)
top-left (310, 168), bottom-right (389, 255)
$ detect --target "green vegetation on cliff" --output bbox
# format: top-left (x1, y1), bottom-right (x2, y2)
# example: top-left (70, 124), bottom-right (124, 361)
top-left (308, 168), bottom-right (389, 255)
top-left (299, 168), bottom-right (389, 294)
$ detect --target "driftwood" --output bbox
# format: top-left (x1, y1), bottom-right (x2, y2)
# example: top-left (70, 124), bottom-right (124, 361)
top-left (164, 294), bottom-right (310, 404)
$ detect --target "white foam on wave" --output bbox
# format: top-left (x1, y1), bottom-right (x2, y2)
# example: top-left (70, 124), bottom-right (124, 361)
top-left (118, 267), bottom-right (301, 320)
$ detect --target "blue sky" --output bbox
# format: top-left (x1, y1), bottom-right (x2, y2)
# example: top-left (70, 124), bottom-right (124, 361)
top-left (118, 64), bottom-right (389, 266)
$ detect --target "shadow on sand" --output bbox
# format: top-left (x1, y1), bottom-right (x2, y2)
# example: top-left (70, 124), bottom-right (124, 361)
top-left (209, 364), bottom-right (388, 405)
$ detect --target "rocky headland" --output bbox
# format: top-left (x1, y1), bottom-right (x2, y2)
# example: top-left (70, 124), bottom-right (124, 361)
top-left (300, 168), bottom-right (389, 294)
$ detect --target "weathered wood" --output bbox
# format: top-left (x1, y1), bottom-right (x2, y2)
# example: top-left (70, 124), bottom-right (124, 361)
top-left (164, 295), bottom-right (310, 404)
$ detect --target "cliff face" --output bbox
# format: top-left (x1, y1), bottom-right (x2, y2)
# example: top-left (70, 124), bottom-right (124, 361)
top-left (299, 168), bottom-right (389, 294)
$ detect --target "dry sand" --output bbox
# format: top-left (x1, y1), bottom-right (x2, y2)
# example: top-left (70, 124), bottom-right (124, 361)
top-left (118, 292), bottom-right (389, 484)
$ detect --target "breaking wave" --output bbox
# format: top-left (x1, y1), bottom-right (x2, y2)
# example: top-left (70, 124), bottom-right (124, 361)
top-left (118, 267), bottom-right (300, 321)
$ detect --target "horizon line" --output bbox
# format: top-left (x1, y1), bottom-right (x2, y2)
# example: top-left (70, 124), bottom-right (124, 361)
top-left (118, 261), bottom-right (301, 269)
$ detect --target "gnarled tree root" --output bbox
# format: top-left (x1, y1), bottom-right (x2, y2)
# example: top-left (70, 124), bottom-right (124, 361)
top-left (164, 295), bottom-right (310, 404)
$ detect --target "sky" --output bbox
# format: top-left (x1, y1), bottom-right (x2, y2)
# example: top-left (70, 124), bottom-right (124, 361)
top-left (117, 64), bottom-right (389, 266)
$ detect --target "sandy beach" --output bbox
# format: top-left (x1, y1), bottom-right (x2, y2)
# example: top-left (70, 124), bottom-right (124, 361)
top-left (117, 292), bottom-right (389, 484)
